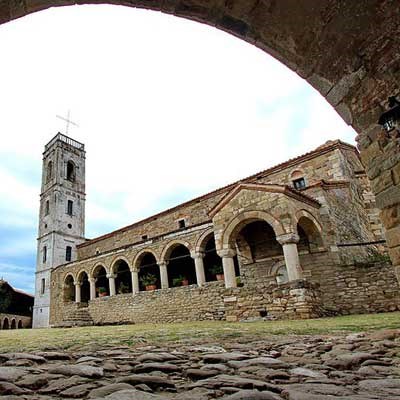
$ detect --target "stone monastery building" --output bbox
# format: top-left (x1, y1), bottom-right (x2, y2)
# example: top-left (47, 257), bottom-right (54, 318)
top-left (33, 134), bottom-right (400, 328)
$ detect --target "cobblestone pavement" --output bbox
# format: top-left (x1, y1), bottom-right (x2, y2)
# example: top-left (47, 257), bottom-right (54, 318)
top-left (0, 329), bottom-right (399, 399)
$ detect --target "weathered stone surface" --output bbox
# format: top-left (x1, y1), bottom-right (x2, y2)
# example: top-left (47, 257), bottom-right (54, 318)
top-left (133, 362), bottom-right (180, 373)
top-left (221, 390), bottom-right (283, 399)
top-left (98, 389), bottom-right (165, 400)
top-left (0, 367), bottom-right (26, 381)
top-left (116, 374), bottom-right (175, 389)
top-left (39, 376), bottom-right (89, 394)
top-left (48, 364), bottom-right (104, 378)
top-left (228, 357), bottom-right (289, 369)
top-left (0, 381), bottom-right (32, 395)
top-left (88, 383), bottom-right (136, 398)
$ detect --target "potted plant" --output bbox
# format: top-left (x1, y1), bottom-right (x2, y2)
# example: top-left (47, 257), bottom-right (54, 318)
top-left (118, 282), bottom-right (130, 294)
top-left (210, 264), bottom-right (224, 281)
top-left (172, 275), bottom-right (189, 287)
top-left (98, 287), bottom-right (108, 297)
top-left (140, 273), bottom-right (157, 291)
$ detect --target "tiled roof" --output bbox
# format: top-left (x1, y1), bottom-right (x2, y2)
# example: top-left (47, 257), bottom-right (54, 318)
top-left (78, 139), bottom-right (357, 248)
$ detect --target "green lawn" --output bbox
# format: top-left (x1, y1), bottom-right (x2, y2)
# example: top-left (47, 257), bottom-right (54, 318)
top-left (0, 312), bottom-right (399, 353)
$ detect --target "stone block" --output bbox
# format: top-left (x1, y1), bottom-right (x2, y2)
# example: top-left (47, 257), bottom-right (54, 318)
top-left (371, 170), bottom-right (393, 195)
top-left (375, 186), bottom-right (400, 209)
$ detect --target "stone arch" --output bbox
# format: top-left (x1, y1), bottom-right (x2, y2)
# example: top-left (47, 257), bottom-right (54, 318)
top-left (195, 229), bottom-right (223, 282)
top-left (195, 228), bottom-right (215, 254)
top-left (63, 274), bottom-right (75, 302)
top-left (161, 239), bottom-right (193, 264)
top-left (136, 251), bottom-right (161, 291)
top-left (76, 270), bottom-right (90, 303)
top-left (111, 258), bottom-right (132, 294)
top-left (90, 263), bottom-right (109, 278)
top-left (91, 264), bottom-right (109, 297)
top-left (17, 320), bottom-right (23, 329)
top-left (111, 256), bottom-right (131, 273)
top-left (2, 318), bottom-right (9, 330)
top-left (221, 210), bottom-right (285, 251)
top-left (162, 241), bottom-right (196, 287)
top-left (10, 319), bottom-right (16, 329)
top-left (295, 210), bottom-right (324, 251)
top-left (133, 249), bottom-right (159, 271)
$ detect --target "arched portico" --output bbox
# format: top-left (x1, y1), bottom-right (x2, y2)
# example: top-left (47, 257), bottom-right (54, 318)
top-left (111, 258), bottom-right (132, 294)
top-left (135, 251), bottom-right (161, 292)
top-left (162, 242), bottom-right (196, 288)
top-left (18, 320), bottom-right (23, 329)
top-left (296, 211), bottom-right (325, 252)
top-left (10, 319), bottom-right (16, 329)
top-left (77, 271), bottom-right (90, 303)
top-left (63, 274), bottom-right (75, 302)
top-left (91, 264), bottom-right (109, 298)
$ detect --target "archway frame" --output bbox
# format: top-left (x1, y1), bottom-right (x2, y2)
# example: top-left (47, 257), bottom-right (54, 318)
top-left (133, 249), bottom-right (159, 271)
top-left (160, 239), bottom-right (193, 263)
top-left (220, 210), bottom-right (286, 252)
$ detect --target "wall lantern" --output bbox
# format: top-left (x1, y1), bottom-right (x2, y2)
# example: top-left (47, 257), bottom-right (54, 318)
top-left (378, 96), bottom-right (400, 134)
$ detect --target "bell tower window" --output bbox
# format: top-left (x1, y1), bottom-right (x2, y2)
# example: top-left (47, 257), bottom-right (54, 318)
top-left (46, 161), bottom-right (53, 183)
top-left (67, 200), bottom-right (73, 216)
top-left (43, 246), bottom-right (47, 263)
top-left (45, 200), bottom-right (50, 216)
top-left (66, 161), bottom-right (76, 182)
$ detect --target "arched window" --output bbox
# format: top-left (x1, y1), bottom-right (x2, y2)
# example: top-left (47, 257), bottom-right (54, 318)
top-left (46, 161), bottom-right (53, 183)
top-left (42, 246), bottom-right (47, 263)
top-left (66, 161), bottom-right (76, 182)
top-left (290, 170), bottom-right (306, 190)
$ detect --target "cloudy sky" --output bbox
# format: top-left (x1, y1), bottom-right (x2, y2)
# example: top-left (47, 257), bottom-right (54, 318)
top-left (0, 5), bottom-right (356, 294)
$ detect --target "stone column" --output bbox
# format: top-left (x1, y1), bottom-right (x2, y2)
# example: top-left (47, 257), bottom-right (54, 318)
top-left (74, 283), bottom-right (81, 303)
top-left (277, 233), bottom-right (303, 281)
top-left (159, 262), bottom-right (169, 289)
top-left (192, 252), bottom-right (206, 286)
top-left (131, 269), bottom-right (139, 295)
top-left (217, 249), bottom-right (237, 288)
top-left (89, 278), bottom-right (96, 300)
top-left (107, 274), bottom-right (116, 296)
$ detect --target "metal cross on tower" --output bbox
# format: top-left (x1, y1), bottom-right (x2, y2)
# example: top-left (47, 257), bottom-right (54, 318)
top-left (56, 110), bottom-right (79, 135)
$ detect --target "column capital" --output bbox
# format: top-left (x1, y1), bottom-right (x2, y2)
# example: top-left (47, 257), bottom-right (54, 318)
top-left (191, 251), bottom-right (205, 259)
top-left (277, 233), bottom-right (300, 245)
top-left (106, 273), bottom-right (117, 279)
top-left (130, 267), bottom-right (139, 273)
top-left (159, 261), bottom-right (168, 267)
top-left (217, 248), bottom-right (236, 258)
top-left (89, 277), bottom-right (96, 283)
top-left (74, 282), bottom-right (81, 287)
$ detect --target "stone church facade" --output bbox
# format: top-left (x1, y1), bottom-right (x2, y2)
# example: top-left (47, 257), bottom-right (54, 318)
top-left (33, 134), bottom-right (400, 328)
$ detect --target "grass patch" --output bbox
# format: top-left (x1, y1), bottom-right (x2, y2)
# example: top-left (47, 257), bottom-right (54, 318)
top-left (0, 312), bottom-right (399, 353)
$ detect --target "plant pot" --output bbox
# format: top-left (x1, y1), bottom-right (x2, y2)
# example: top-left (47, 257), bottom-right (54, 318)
top-left (145, 285), bottom-right (157, 291)
top-left (181, 279), bottom-right (189, 286)
top-left (99, 292), bottom-right (107, 297)
top-left (216, 274), bottom-right (225, 281)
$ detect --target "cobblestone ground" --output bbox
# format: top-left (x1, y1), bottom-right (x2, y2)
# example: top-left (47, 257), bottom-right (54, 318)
top-left (0, 329), bottom-right (400, 399)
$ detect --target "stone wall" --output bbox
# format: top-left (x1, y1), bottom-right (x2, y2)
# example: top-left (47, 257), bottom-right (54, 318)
top-left (51, 280), bottom-right (323, 326)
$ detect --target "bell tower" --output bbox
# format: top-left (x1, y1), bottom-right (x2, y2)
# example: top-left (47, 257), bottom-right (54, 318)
top-left (33, 133), bottom-right (86, 328)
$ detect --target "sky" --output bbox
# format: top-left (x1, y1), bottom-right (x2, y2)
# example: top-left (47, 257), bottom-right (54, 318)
top-left (0, 4), bottom-right (356, 294)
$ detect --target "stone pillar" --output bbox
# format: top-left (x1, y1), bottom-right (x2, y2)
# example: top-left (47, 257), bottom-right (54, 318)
top-left (89, 278), bottom-right (96, 300)
top-left (107, 274), bottom-right (116, 296)
top-left (131, 269), bottom-right (139, 295)
top-left (217, 249), bottom-right (237, 288)
top-left (277, 233), bottom-right (303, 281)
top-left (74, 283), bottom-right (81, 303)
top-left (159, 262), bottom-right (169, 289)
top-left (192, 252), bottom-right (206, 286)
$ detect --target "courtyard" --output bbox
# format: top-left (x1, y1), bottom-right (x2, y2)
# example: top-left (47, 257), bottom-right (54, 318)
top-left (0, 313), bottom-right (399, 398)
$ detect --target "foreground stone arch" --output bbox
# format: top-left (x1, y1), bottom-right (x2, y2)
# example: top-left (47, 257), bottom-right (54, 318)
top-left (133, 249), bottom-right (159, 271)
top-left (160, 239), bottom-right (193, 263)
